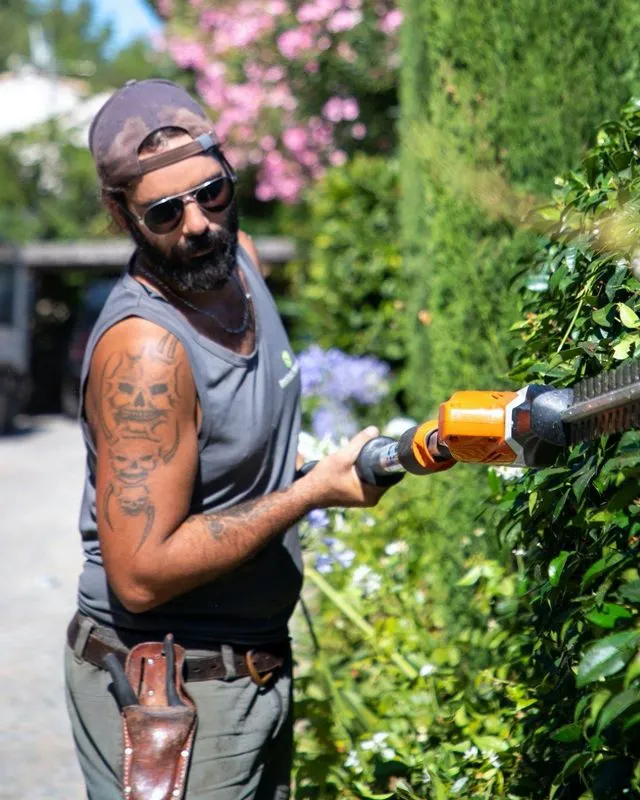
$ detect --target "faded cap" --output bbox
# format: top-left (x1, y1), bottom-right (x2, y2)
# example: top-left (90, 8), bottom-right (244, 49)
top-left (89, 78), bottom-right (219, 189)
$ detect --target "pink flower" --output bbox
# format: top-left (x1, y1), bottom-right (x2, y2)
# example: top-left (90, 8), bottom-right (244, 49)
top-left (337, 41), bottom-right (357, 63)
top-left (305, 60), bottom-right (320, 73)
top-left (168, 39), bottom-right (206, 71)
top-left (379, 9), bottom-right (403, 34)
top-left (260, 135), bottom-right (277, 151)
top-left (265, 66), bottom-right (285, 82)
top-left (299, 149), bottom-right (320, 167)
top-left (341, 97), bottom-right (359, 121)
top-left (256, 183), bottom-right (276, 202)
top-left (157, 0), bottom-right (173, 15)
top-left (309, 121), bottom-right (334, 148)
top-left (329, 150), bottom-right (347, 166)
top-left (351, 122), bottom-right (367, 139)
top-left (283, 126), bottom-right (309, 153)
top-left (322, 96), bottom-right (345, 122)
top-left (327, 9), bottom-right (362, 33)
top-left (266, 0), bottom-right (287, 14)
top-left (277, 27), bottom-right (315, 59)
top-left (297, 0), bottom-right (340, 23)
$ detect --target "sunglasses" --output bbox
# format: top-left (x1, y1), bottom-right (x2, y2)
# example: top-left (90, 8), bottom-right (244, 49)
top-left (134, 172), bottom-right (237, 235)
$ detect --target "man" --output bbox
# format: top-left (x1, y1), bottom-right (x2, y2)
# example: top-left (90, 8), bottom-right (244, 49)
top-left (64, 78), bottom-right (385, 800)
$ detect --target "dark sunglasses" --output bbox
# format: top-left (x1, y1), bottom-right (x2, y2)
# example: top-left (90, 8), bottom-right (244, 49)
top-left (134, 173), bottom-right (237, 235)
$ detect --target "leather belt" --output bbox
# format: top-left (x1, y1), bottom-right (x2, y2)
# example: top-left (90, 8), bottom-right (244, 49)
top-left (67, 612), bottom-right (289, 684)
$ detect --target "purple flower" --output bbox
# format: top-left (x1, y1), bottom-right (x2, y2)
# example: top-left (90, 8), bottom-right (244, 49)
top-left (315, 554), bottom-right (334, 574)
top-left (299, 346), bottom-right (390, 406)
top-left (307, 509), bottom-right (330, 528)
top-left (312, 404), bottom-right (358, 440)
top-left (334, 548), bottom-right (356, 568)
top-left (298, 345), bottom-right (328, 396)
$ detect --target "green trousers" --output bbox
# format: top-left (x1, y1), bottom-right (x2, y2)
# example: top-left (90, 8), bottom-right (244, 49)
top-left (64, 643), bottom-right (293, 800)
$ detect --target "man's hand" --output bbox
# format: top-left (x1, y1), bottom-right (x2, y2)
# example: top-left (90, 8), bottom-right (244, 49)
top-left (299, 427), bottom-right (388, 509)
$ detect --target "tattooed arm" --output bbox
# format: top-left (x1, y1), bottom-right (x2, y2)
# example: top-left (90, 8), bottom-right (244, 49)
top-left (87, 318), bottom-right (384, 613)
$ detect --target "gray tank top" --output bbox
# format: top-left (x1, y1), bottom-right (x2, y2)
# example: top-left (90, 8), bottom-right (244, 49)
top-left (76, 248), bottom-right (303, 645)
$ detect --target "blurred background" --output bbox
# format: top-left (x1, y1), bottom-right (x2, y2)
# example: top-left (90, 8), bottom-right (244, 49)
top-left (3, 1), bottom-right (640, 798)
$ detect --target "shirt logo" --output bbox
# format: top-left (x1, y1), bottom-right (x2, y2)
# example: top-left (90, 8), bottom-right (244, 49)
top-left (279, 350), bottom-right (299, 389)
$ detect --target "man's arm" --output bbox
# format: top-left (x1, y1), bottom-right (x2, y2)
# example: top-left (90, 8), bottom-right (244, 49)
top-left (87, 318), bottom-right (383, 613)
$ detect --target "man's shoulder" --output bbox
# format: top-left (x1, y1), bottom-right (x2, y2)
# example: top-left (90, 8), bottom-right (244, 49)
top-left (238, 231), bottom-right (265, 276)
top-left (92, 316), bottom-right (186, 363)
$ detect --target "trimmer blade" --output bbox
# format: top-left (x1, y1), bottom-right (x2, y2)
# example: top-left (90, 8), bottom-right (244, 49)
top-left (562, 358), bottom-right (640, 444)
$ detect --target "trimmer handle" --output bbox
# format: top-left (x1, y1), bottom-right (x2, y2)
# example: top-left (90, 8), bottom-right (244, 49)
top-left (354, 436), bottom-right (406, 487)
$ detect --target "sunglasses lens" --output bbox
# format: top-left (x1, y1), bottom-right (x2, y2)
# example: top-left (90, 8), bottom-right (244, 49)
top-left (144, 198), bottom-right (183, 234)
top-left (196, 177), bottom-right (233, 212)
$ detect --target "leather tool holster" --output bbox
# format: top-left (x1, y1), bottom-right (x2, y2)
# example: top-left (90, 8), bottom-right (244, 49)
top-left (116, 636), bottom-right (197, 800)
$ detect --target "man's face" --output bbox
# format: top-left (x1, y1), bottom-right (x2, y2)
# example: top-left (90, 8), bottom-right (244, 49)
top-left (125, 133), bottom-right (238, 292)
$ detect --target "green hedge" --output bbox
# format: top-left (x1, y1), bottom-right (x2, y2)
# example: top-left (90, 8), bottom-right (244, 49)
top-left (292, 100), bottom-right (640, 800)
top-left (400, 0), bottom-right (640, 414)
top-left (489, 99), bottom-right (640, 798)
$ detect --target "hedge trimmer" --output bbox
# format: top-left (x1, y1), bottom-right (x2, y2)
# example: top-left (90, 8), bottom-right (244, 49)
top-left (343, 358), bottom-right (640, 486)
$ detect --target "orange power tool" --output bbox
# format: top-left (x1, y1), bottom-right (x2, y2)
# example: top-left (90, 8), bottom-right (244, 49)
top-left (353, 359), bottom-right (640, 486)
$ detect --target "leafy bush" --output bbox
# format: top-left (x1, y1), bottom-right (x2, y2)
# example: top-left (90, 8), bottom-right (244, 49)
top-left (292, 469), bottom-right (527, 800)
top-left (292, 349), bottom-right (526, 798)
top-left (488, 99), bottom-right (640, 798)
top-left (285, 155), bottom-right (408, 373)
top-left (292, 100), bottom-right (640, 800)
top-left (400, 0), bottom-right (640, 414)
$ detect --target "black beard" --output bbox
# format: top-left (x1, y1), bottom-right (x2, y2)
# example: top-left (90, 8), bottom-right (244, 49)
top-left (129, 201), bottom-right (239, 293)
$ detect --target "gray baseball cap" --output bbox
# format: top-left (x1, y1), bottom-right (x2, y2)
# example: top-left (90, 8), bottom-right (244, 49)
top-left (89, 79), bottom-right (219, 189)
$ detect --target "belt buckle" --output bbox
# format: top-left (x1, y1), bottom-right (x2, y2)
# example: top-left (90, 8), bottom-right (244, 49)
top-left (245, 649), bottom-right (273, 686)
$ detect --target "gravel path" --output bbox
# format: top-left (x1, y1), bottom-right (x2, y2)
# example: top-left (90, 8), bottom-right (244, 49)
top-left (0, 417), bottom-right (85, 799)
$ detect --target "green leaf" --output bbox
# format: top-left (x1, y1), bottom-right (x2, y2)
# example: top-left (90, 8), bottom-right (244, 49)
top-left (585, 603), bottom-right (633, 629)
top-left (573, 467), bottom-right (596, 502)
top-left (457, 565), bottom-right (483, 586)
top-left (617, 303), bottom-right (640, 329)
top-left (576, 631), bottom-right (640, 687)
top-left (558, 752), bottom-right (591, 783)
top-left (612, 334), bottom-right (640, 360)
top-left (592, 304), bottom-right (614, 328)
top-left (549, 551), bottom-right (573, 586)
top-left (551, 722), bottom-right (582, 742)
top-left (620, 580), bottom-right (640, 602)
top-left (529, 490), bottom-right (538, 515)
top-left (596, 688), bottom-right (640, 733)
top-left (472, 735), bottom-right (510, 753)
top-left (353, 783), bottom-right (394, 800)
top-left (581, 552), bottom-right (626, 590)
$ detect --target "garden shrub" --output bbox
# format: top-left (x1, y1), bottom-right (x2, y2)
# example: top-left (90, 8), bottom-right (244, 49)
top-left (292, 349), bottom-right (527, 798)
top-left (488, 99), bottom-right (640, 798)
top-left (284, 154), bottom-right (408, 374)
top-left (292, 469), bottom-right (528, 800)
top-left (401, 0), bottom-right (640, 415)
top-left (291, 97), bottom-right (640, 800)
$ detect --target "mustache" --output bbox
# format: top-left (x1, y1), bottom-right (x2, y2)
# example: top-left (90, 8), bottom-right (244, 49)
top-left (178, 229), bottom-right (227, 259)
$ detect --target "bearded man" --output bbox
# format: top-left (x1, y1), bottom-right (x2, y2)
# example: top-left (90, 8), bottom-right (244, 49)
top-left (63, 79), bottom-right (385, 800)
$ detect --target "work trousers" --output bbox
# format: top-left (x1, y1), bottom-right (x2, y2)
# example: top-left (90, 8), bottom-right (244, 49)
top-left (64, 643), bottom-right (293, 800)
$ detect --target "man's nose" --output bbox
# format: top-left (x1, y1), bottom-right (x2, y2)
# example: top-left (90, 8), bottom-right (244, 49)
top-left (182, 197), bottom-right (209, 237)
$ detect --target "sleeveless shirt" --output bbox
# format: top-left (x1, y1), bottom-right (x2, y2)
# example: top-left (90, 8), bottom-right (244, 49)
top-left (76, 248), bottom-right (303, 645)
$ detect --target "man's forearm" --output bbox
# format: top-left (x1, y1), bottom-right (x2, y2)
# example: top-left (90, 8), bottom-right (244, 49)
top-left (127, 477), bottom-right (316, 611)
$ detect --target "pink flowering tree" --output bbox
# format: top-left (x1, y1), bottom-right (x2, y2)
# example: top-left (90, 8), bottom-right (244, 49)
top-left (149, 0), bottom-right (402, 202)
